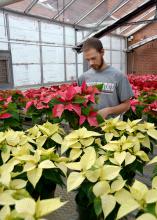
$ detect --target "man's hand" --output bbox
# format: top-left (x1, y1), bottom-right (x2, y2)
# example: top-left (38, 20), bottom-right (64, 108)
top-left (97, 108), bottom-right (111, 119)
top-left (97, 99), bottom-right (131, 119)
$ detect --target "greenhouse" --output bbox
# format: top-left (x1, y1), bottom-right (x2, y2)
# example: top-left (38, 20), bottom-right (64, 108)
top-left (0, 0), bottom-right (157, 220)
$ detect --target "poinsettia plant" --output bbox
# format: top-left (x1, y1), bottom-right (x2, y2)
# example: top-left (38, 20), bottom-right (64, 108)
top-left (0, 121), bottom-right (68, 202)
top-left (25, 82), bottom-right (100, 129)
top-left (0, 82), bottom-right (101, 131)
top-left (63, 117), bottom-right (157, 220)
top-left (0, 90), bottom-right (27, 131)
top-left (124, 74), bottom-right (157, 125)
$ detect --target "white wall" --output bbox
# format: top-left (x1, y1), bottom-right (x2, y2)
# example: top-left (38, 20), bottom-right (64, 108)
top-left (0, 11), bottom-right (84, 87)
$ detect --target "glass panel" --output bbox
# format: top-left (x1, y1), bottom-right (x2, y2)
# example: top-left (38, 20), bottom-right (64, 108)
top-left (121, 38), bottom-right (126, 50)
top-left (65, 27), bottom-right (75, 45)
top-left (56, 0), bottom-right (102, 23)
top-left (77, 31), bottom-right (83, 44)
top-left (13, 64), bottom-right (41, 86)
top-left (66, 64), bottom-right (76, 81)
top-left (42, 46), bottom-right (64, 64)
top-left (43, 64), bottom-right (64, 83)
top-left (104, 50), bottom-right (111, 64)
top-left (5, 0), bottom-right (33, 12)
top-left (11, 44), bottom-right (40, 64)
top-left (101, 35), bottom-right (111, 49)
top-left (79, 0), bottom-right (118, 26)
top-left (9, 14), bottom-right (39, 41)
top-left (78, 64), bottom-right (83, 77)
top-left (111, 36), bottom-right (121, 50)
top-left (113, 0), bottom-right (148, 19)
top-left (66, 48), bottom-right (75, 63)
top-left (41, 22), bottom-right (63, 44)
top-left (30, 0), bottom-right (71, 19)
top-left (112, 51), bottom-right (121, 64)
top-left (122, 52), bottom-right (126, 64)
top-left (78, 53), bottom-right (83, 64)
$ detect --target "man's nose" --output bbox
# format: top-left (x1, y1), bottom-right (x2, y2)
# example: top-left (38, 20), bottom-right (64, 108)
top-left (89, 60), bottom-right (94, 66)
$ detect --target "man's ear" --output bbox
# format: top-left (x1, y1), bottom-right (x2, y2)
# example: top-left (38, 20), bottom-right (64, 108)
top-left (101, 49), bottom-right (104, 56)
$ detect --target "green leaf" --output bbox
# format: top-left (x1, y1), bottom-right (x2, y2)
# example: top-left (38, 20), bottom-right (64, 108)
top-left (43, 169), bottom-right (64, 186)
top-left (94, 197), bottom-right (102, 217)
top-left (82, 106), bottom-right (91, 116)
top-left (73, 96), bottom-right (86, 104)
top-left (145, 203), bottom-right (156, 217)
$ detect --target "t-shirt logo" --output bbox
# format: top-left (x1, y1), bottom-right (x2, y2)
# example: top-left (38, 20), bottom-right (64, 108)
top-left (102, 83), bottom-right (115, 93)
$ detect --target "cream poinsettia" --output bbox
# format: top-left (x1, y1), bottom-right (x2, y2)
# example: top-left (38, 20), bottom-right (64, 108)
top-left (115, 179), bottom-right (157, 219)
top-left (101, 135), bottom-right (149, 167)
top-left (61, 127), bottom-right (101, 161)
top-left (27, 121), bottom-right (64, 145)
top-left (0, 189), bottom-right (66, 220)
top-left (13, 147), bottom-right (68, 188)
top-left (66, 146), bottom-right (122, 193)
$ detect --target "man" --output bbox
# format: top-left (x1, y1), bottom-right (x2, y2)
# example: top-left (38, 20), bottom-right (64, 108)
top-left (78, 37), bottom-right (134, 119)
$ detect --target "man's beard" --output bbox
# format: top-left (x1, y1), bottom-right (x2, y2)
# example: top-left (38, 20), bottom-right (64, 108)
top-left (91, 58), bottom-right (104, 70)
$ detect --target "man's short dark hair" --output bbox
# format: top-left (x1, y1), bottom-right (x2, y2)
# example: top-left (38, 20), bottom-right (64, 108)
top-left (82, 37), bottom-right (103, 52)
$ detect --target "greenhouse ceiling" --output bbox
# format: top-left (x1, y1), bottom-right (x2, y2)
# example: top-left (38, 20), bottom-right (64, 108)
top-left (0, 0), bottom-right (157, 36)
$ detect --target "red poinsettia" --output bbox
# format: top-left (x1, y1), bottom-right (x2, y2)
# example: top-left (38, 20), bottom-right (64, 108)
top-left (79, 108), bottom-right (98, 127)
top-left (52, 103), bottom-right (81, 118)
top-left (0, 113), bottom-right (12, 119)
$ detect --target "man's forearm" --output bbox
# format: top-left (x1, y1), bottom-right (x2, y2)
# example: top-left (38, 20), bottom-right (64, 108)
top-left (106, 100), bottom-right (130, 116)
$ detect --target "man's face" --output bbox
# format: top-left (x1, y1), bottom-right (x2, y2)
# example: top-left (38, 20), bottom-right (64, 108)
top-left (84, 48), bottom-right (104, 70)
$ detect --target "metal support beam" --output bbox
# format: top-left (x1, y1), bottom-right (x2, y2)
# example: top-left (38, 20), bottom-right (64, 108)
top-left (63, 25), bottom-right (67, 81)
top-left (127, 35), bottom-right (157, 51)
top-left (53, 0), bottom-right (77, 20)
top-left (24, 0), bottom-right (39, 14)
top-left (5, 13), bottom-right (14, 88)
top-left (74, 29), bottom-right (78, 80)
top-left (1, 8), bottom-right (91, 30)
top-left (38, 20), bottom-right (44, 86)
top-left (74, 0), bottom-right (157, 52)
top-left (0, 0), bottom-right (23, 7)
top-left (74, 0), bottom-right (107, 25)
